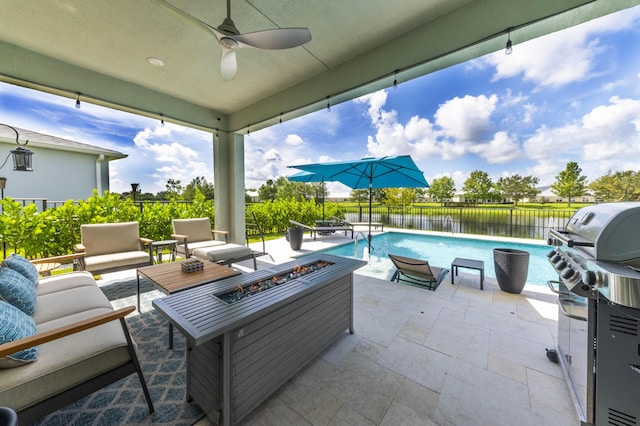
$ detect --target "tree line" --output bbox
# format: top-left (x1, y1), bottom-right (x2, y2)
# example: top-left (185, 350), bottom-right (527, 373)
top-left (429, 162), bottom-right (639, 206)
top-left (257, 162), bottom-right (639, 207)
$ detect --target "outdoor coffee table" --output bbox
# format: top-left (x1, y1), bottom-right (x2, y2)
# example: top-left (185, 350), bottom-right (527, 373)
top-left (136, 261), bottom-right (241, 348)
top-left (451, 257), bottom-right (485, 290)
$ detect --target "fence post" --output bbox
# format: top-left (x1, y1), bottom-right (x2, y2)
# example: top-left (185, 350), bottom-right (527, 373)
top-left (509, 209), bottom-right (513, 237)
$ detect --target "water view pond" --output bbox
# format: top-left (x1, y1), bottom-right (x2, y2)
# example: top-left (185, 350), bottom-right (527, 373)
top-left (306, 231), bottom-right (556, 287)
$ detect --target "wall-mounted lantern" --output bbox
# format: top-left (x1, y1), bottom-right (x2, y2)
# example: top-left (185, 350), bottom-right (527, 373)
top-left (0, 124), bottom-right (34, 172)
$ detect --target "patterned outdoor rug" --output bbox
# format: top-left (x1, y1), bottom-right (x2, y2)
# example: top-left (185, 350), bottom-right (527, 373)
top-left (33, 278), bottom-right (205, 426)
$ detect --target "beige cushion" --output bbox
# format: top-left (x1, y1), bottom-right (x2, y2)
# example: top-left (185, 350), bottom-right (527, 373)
top-left (176, 239), bottom-right (226, 257)
top-left (80, 222), bottom-right (141, 256)
top-left (83, 251), bottom-right (150, 273)
top-left (172, 218), bottom-right (214, 243)
top-left (193, 243), bottom-right (253, 262)
top-left (36, 271), bottom-right (96, 295)
top-left (0, 273), bottom-right (131, 411)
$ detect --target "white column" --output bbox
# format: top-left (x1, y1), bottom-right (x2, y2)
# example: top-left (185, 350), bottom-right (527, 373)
top-left (214, 131), bottom-right (245, 244)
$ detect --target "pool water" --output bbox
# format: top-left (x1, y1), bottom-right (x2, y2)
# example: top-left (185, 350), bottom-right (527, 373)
top-left (307, 232), bottom-right (556, 286)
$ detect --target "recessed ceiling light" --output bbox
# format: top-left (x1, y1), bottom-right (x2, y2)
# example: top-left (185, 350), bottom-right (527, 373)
top-left (147, 57), bottom-right (165, 67)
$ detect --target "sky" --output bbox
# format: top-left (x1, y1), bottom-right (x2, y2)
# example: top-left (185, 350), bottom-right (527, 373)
top-left (1, 5), bottom-right (640, 198)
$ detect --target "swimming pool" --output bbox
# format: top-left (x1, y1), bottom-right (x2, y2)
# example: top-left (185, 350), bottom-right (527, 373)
top-left (306, 232), bottom-right (557, 286)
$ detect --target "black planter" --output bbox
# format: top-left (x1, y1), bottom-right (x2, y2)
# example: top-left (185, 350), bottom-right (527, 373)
top-left (287, 227), bottom-right (303, 250)
top-left (493, 248), bottom-right (529, 294)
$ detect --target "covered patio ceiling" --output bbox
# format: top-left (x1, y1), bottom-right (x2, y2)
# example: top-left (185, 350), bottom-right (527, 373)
top-left (0, 0), bottom-right (637, 135)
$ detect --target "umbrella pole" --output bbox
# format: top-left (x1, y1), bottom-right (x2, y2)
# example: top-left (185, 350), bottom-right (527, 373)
top-left (321, 178), bottom-right (325, 221)
top-left (368, 182), bottom-right (372, 253)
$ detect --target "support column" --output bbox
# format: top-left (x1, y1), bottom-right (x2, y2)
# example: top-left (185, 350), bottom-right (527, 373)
top-left (214, 131), bottom-right (245, 244)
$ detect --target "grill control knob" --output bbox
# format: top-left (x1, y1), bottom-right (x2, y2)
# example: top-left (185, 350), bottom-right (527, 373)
top-left (582, 270), bottom-right (596, 288)
top-left (546, 250), bottom-right (556, 258)
top-left (556, 260), bottom-right (567, 270)
top-left (551, 255), bottom-right (562, 264)
top-left (561, 268), bottom-right (576, 280)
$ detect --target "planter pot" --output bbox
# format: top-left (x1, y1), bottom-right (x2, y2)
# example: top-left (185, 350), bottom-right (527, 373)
top-left (287, 227), bottom-right (303, 250)
top-left (493, 248), bottom-right (529, 294)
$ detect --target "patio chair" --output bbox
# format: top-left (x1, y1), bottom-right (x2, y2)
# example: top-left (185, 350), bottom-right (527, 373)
top-left (172, 217), bottom-right (262, 270)
top-left (171, 217), bottom-right (230, 258)
top-left (75, 222), bottom-right (153, 274)
top-left (246, 211), bottom-right (273, 262)
top-left (388, 254), bottom-right (449, 291)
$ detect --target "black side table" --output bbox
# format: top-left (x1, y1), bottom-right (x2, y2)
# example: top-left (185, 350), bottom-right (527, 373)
top-left (451, 257), bottom-right (485, 290)
top-left (149, 239), bottom-right (178, 264)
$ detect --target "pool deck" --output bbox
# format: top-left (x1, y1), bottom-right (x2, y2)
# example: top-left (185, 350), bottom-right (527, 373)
top-left (108, 228), bottom-right (577, 425)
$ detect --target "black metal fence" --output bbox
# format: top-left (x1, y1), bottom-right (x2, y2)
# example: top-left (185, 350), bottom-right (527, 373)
top-left (14, 197), bottom-right (574, 241)
top-left (343, 205), bottom-right (575, 240)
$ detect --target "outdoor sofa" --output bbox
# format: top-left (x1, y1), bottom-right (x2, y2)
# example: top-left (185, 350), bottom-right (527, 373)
top-left (0, 256), bottom-right (153, 423)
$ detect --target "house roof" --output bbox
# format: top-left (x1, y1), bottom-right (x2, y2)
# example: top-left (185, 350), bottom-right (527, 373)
top-left (1, 1), bottom-right (635, 134)
top-left (0, 125), bottom-right (127, 160)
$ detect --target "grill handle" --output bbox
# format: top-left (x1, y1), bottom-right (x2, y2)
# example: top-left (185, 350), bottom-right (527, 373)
top-left (557, 299), bottom-right (588, 321)
top-left (547, 280), bottom-right (561, 294)
top-left (548, 229), bottom-right (595, 248)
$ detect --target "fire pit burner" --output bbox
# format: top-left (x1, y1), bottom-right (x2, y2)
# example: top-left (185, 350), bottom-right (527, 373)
top-left (216, 260), bottom-right (334, 304)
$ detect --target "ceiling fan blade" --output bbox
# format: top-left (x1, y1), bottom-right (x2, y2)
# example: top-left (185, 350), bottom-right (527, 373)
top-left (233, 28), bottom-right (311, 50)
top-left (220, 48), bottom-right (237, 81)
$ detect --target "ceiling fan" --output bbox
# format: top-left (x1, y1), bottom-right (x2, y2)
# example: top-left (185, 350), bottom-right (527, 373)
top-left (152, 0), bottom-right (312, 81)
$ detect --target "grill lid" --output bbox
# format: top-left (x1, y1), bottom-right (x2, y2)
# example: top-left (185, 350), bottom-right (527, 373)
top-left (564, 202), bottom-right (640, 263)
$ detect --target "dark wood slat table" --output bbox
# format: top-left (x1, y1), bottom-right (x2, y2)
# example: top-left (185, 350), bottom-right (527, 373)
top-left (137, 261), bottom-right (241, 347)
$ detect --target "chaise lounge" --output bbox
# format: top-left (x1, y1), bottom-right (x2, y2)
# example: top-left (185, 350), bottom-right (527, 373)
top-left (388, 254), bottom-right (449, 291)
top-left (289, 219), bottom-right (354, 240)
top-left (332, 216), bottom-right (384, 231)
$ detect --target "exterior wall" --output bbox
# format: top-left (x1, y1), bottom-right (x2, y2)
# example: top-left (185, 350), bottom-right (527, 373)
top-left (0, 142), bottom-right (109, 202)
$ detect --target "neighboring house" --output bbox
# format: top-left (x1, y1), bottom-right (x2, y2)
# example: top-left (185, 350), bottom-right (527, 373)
top-left (534, 185), bottom-right (596, 204)
top-left (0, 125), bottom-right (126, 204)
top-left (245, 190), bottom-right (259, 202)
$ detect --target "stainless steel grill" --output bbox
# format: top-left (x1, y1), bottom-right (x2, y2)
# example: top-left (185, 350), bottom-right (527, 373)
top-left (546, 202), bottom-right (640, 426)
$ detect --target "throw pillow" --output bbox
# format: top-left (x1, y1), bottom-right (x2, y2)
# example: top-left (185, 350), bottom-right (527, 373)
top-left (0, 267), bottom-right (37, 315)
top-left (0, 300), bottom-right (38, 368)
top-left (2, 253), bottom-right (39, 285)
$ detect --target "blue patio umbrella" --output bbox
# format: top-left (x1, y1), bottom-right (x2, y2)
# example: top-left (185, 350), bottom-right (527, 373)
top-left (287, 170), bottom-right (328, 220)
top-left (288, 155), bottom-right (429, 253)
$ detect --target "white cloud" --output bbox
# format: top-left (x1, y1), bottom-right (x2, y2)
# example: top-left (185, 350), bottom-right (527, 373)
top-left (360, 90), bottom-right (506, 164)
top-left (285, 134), bottom-right (304, 145)
top-left (435, 94), bottom-right (498, 142)
top-left (524, 96), bottom-right (640, 183)
top-left (481, 6), bottom-right (640, 89)
top-left (133, 127), bottom-right (199, 164)
top-left (471, 131), bottom-right (522, 164)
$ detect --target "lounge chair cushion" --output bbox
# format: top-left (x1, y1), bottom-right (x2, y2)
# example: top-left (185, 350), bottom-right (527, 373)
top-left (2, 254), bottom-right (39, 285)
top-left (0, 301), bottom-right (38, 368)
top-left (192, 244), bottom-right (253, 263)
top-left (177, 239), bottom-right (227, 257)
top-left (82, 251), bottom-right (151, 274)
top-left (0, 268), bottom-right (37, 315)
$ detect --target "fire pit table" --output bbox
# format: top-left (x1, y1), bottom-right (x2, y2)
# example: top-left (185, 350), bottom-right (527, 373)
top-left (152, 253), bottom-right (366, 426)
